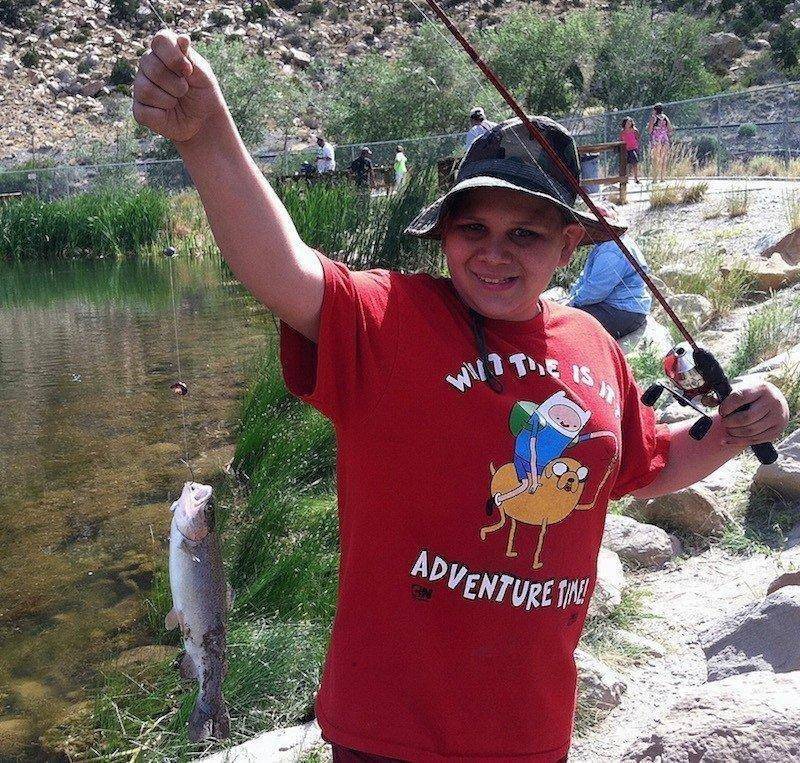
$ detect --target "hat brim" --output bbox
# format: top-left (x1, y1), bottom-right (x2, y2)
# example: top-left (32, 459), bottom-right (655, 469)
top-left (405, 176), bottom-right (626, 247)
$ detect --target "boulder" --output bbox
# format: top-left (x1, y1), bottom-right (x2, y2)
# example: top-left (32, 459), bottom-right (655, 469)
top-left (628, 484), bottom-right (729, 536)
top-left (575, 649), bottom-right (627, 711)
top-left (757, 228), bottom-right (800, 266)
top-left (724, 252), bottom-right (800, 291)
top-left (602, 514), bottom-right (676, 569)
top-left (701, 588), bottom-right (800, 681)
top-left (290, 47), bottom-right (312, 67)
top-left (767, 570), bottom-right (800, 595)
top-left (754, 428), bottom-right (800, 500)
top-left (588, 547), bottom-right (625, 617)
top-left (704, 32), bottom-right (745, 74)
top-left (652, 293), bottom-right (713, 332)
top-left (202, 720), bottom-right (323, 763)
top-left (621, 670), bottom-right (800, 762)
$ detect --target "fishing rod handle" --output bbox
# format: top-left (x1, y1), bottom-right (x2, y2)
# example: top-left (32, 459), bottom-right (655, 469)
top-left (693, 349), bottom-right (779, 465)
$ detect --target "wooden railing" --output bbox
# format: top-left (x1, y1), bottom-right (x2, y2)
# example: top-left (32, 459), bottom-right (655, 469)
top-left (578, 141), bottom-right (629, 204)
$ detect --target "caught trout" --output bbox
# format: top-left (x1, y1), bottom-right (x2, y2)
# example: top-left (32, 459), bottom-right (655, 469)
top-left (166, 482), bottom-right (231, 742)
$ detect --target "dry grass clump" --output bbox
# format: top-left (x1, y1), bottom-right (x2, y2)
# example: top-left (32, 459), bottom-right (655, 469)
top-left (783, 190), bottom-right (800, 230)
top-left (786, 158), bottom-right (800, 179)
top-left (649, 181), bottom-right (707, 209)
top-left (726, 190), bottom-right (749, 217)
top-left (747, 155), bottom-right (784, 177)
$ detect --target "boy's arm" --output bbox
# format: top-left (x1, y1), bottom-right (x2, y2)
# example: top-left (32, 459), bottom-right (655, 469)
top-left (133, 30), bottom-right (323, 342)
top-left (631, 381), bottom-right (789, 499)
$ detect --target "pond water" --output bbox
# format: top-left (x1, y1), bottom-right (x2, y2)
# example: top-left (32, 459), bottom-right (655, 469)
top-left (0, 256), bottom-right (270, 759)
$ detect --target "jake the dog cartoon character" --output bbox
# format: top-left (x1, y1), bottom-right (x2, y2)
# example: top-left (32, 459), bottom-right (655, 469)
top-left (481, 391), bottom-right (617, 569)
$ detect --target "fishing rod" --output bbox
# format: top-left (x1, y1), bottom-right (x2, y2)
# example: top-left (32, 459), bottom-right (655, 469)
top-left (416, 0), bottom-right (779, 465)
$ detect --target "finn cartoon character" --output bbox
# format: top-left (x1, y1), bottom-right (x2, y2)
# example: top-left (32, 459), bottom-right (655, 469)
top-left (494, 391), bottom-right (611, 507)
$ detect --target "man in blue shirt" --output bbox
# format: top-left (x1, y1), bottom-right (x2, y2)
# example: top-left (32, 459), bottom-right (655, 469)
top-left (569, 205), bottom-right (651, 338)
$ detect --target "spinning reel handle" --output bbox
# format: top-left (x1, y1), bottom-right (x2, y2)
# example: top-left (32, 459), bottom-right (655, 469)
top-left (693, 349), bottom-right (779, 466)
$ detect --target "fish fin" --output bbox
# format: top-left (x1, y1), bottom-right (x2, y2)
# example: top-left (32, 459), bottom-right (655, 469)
top-left (176, 650), bottom-right (198, 682)
top-left (170, 500), bottom-right (180, 514)
top-left (165, 608), bottom-right (180, 630)
top-left (226, 583), bottom-right (235, 611)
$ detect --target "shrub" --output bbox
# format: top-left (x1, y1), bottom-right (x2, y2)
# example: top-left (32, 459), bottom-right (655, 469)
top-left (275, 0), bottom-right (299, 9)
top-left (591, 7), bottom-right (718, 108)
top-left (737, 122), bottom-right (758, 140)
top-left (110, 0), bottom-right (137, 21)
top-left (692, 135), bottom-right (723, 165)
top-left (649, 184), bottom-right (681, 208)
top-left (0, 0), bottom-right (36, 26)
top-left (109, 57), bottom-right (136, 86)
top-left (681, 182), bottom-right (708, 203)
top-left (772, 17), bottom-right (800, 73)
top-left (242, 0), bottom-right (271, 22)
top-left (728, 302), bottom-right (800, 377)
top-left (20, 48), bottom-right (39, 68)
top-left (727, 190), bottom-right (749, 217)
top-left (747, 155), bottom-right (784, 176)
top-left (309, 0), bottom-right (324, 15)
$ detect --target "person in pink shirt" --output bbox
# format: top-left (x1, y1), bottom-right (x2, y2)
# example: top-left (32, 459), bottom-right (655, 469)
top-left (620, 116), bottom-right (641, 184)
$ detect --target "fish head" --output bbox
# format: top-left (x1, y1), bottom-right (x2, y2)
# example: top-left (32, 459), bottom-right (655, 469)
top-left (173, 481), bottom-right (215, 542)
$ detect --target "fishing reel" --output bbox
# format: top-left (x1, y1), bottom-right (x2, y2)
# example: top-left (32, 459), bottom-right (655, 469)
top-left (641, 343), bottom-right (778, 464)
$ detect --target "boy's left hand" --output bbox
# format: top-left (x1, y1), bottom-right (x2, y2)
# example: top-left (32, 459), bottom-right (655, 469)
top-left (719, 381), bottom-right (790, 448)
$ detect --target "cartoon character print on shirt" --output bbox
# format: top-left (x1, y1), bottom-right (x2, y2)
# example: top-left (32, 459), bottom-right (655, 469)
top-left (481, 391), bottom-right (618, 570)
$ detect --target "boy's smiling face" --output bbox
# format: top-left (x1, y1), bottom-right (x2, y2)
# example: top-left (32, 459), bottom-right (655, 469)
top-left (441, 187), bottom-right (585, 322)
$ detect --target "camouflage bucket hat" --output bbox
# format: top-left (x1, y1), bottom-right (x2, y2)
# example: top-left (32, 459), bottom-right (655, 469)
top-left (405, 115), bottom-right (627, 247)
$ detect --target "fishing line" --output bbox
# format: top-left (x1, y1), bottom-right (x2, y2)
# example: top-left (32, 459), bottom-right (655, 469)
top-left (166, 246), bottom-right (195, 480)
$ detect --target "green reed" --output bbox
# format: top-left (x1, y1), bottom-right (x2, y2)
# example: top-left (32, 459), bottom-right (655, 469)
top-left (0, 186), bottom-right (170, 260)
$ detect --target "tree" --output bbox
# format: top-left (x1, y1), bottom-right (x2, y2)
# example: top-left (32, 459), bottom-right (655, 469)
top-left (326, 26), bottom-right (497, 143)
top-left (483, 10), bottom-right (600, 116)
top-left (591, 5), bottom-right (718, 109)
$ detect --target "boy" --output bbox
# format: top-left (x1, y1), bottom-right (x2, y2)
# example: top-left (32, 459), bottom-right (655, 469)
top-left (133, 32), bottom-right (789, 762)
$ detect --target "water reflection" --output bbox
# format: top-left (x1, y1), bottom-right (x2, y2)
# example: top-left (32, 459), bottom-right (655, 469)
top-left (0, 256), bottom-right (269, 757)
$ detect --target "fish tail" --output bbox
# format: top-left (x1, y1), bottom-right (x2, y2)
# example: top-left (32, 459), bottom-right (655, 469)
top-left (188, 701), bottom-right (230, 742)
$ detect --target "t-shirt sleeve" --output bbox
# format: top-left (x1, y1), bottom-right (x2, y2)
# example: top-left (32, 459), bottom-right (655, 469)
top-left (279, 253), bottom-right (399, 426)
top-left (609, 346), bottom-right (672, 499)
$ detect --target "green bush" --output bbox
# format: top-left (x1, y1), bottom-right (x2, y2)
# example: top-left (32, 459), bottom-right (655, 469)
top-left (483, 10), bottom-right (598, 115)
top-left (692, 135), bottom-right (725, 164)
top-left (110, 0), bottom-right (137, 21)
top-left (0, 0), bottom-right (36, 26)
top-left (109, 57), bottom-right (136, 86)
top-left (20, 48), bottom-right (39, 68)
top-left (242, 0), bottom-right (271, 21)
top-left (772, 17), bottom-right (800, 73)
top-left (591, 6), bottom-right (718, 109)
top-left (738, 122), bottom-right (758, 139)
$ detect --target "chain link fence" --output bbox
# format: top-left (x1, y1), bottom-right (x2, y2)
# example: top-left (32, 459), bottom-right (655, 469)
top-left (3, 81), bottom-right (800, 201)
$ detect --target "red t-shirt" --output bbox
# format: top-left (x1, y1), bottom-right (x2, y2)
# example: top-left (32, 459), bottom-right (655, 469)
top-left (281, 254), bottom-right (670, 762)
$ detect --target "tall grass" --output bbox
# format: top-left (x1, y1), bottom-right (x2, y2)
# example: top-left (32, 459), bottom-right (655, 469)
top-left (783, 190), bottom-right (800, 230)
top-left (726, 189), bottom-right (749, 217)
top-left (0, 186), bottom-right (170, 260)
top-left (728, 300), bottom-right (800, 377)
top-left (276, 163), bottom-right (443, 274)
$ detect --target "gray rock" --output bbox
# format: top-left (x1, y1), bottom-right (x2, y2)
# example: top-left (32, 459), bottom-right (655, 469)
top-left (701, 588), bottom-right (800, 681)
top-left (754, 428), bottom-right (800, 501)
top-left (588, 547), bottom-right (626, 617)
top-left (652, 292), bottom-right (713, 332)
top-left (621, 670), bottom-right (800, 762)
top-left (290, 47), bottom-right (312, 67)
top-left (603, 514), bottom-right (676, 569)
top-left (704, 32), bottom-right (745, 73)
top-left (629, 484), bottom-right (729, 536)
top-left (202, 719), bottom-right (323, 762)
top-left (575, 649), bottom-right (627, 711)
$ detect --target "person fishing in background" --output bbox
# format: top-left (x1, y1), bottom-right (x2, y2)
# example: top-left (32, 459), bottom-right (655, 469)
top-left (349, 146), bottom-right (375, 191)
top-left (620, 116), bottom-right (641, 185)
top-left (316, 135), bottom-right (336, 174)
top-left (132, 29), bottom-right (789, 763)
top-left (568, 202), bottom-right (652, 339)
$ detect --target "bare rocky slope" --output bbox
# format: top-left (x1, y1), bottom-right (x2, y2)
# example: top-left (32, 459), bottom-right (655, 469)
top-left (0, 0), bottom-right (789, 164)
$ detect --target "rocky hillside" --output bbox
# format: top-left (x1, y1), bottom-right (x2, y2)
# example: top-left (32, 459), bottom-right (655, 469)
top-left (0, 0), bottom-right (793, 163)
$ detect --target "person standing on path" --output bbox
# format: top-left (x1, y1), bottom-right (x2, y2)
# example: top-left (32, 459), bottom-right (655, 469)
top-left (393, 145), bottom-right (408, 193)
top-left (620, 117), bottom-right (641, 184)
top-left (316, 136), bottom-right (336, 174)
top-left (133, 30), bottom-right (789, 763)
top-left (647, 103), bottom-right (673, 182)
top-left (349, 147), bottom-right (375, 191)
top-left (465, 106), bottom-right (497, 150)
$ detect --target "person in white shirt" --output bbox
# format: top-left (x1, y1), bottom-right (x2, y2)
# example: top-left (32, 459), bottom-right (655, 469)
top-left (316, 137), bottom-right (336, 173)
top-left (464, 107), bottom-right (496, 150)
